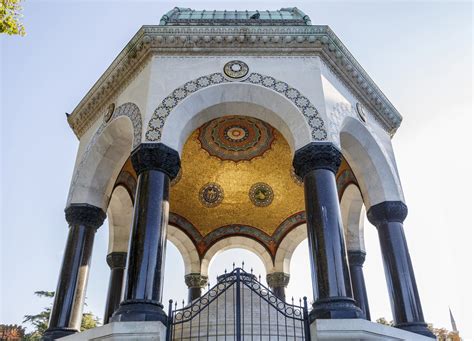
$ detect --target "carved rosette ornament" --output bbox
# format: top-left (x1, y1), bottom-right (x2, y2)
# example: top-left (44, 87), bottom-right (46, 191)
top-left (292, 142), bottom-right (342, 178)
top-left (223, 60), bottom-right (249, 79)
top-left (65, 203), bottom-right (106, 229)
top-left (131, 143), bottom-right (181, 179)
top-left (266, 272), bottom-right (290, 288)
top-left (184, 273), bottom-right (209, 288)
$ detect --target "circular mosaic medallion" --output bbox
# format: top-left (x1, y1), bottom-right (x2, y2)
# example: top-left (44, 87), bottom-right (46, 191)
top-left (198, 116), bottom-right (274, 162)
top-left (356, 102), bottom-right (367, 123)
top-left (199, 182), bottom-right (224, 208)
top-left (249, 182), bottom-right (274, 207)
top-left (223, 60), bottom-right (249, 79)
top-left (104, 103), bottom-right (115, 123)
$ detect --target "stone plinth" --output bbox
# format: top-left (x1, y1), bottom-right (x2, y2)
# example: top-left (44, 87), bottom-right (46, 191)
top-left (311, 319), bottom-right (434, 340)
top-left (59, 321), bottom-right (166, 340)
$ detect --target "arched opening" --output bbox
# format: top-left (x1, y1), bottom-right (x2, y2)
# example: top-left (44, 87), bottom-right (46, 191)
top-left (158, 81), bottom-right (318, 155)
top-left (339, 116), bottom-right (404, 208)
top-left (340, 184), bottom-right (365, 253)
top-left (68, 115), bottom-right (135, 210)
top-left (163, 241), bottom-right (187, 306)
top-left (274, 224), bottom-right (307, 274)
top-left (286, 239), bottom-right (312, 303)
top-left (201, 236), bottom-right (273, 277)
top-left (107, 185), bottom-right (133, 254)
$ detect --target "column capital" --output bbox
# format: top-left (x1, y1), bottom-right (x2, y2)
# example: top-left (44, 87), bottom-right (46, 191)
top-left (65, 203), bottom-right (106, 229)
top-left (106, 252), bottom-right (127, 269)
top-left (367, 201), bottom-right (408, 226)
top-left (131, 143), bottom-right (181, 179)
top-left (347, 250), bottom-right (366, 267)
top-left (266, 272), bottom-right (290, 288)
top-left (184, 273), bottom-right (208, 288)
top-left (292, 142), bottom-right (342, 178)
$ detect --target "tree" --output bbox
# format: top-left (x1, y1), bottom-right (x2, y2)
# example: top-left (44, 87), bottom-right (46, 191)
top-left (0, 0), bottom-right (25, 36)
top-left (377, 318), bottom-right (461, 340)
top-left (22, 291), bottom-right (100, 340)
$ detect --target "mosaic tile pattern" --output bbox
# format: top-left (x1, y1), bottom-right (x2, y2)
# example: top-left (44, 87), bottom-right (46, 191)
top-left (145, 72), bottom-right (327, 142)
top-left (199, 182), bottom-right (224, 208)
top-left (249, 182), bottom-right (274, 207)
top-left (198, 116), bottom-right (274, 161)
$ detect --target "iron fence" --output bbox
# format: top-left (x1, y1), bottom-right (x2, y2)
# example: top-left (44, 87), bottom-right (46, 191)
top-left (167, 268), bottom-right (311, 340)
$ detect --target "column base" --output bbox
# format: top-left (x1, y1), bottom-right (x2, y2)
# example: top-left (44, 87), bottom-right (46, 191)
top-left (396, 322), bottom-right (436, 339)
top-left (42, 327), bottom-right (78, 340)
top-left (111, 300), bottom-right (168, 324)
top-left (310, 297), bottom-right (363, 321)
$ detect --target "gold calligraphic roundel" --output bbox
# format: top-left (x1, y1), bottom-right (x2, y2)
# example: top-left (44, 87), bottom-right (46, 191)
top-left (249, 182), bottom-right (274, 207)
top-left (199, 182), bottom-right (224, 208)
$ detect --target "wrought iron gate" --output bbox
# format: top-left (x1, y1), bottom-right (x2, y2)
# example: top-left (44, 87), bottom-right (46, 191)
top-left (167, 268), bottom-right (311, 340)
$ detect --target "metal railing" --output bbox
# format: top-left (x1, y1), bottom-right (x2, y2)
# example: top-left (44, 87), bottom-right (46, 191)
top-left (167, 268), bottom-right (311, 340)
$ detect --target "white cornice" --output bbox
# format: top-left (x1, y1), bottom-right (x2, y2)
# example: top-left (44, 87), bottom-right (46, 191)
top-left (68, 25), bottom-right (402, 138)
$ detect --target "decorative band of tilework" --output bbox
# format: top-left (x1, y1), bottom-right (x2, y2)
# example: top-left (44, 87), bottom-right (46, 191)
top-left (131, 143), bottom-right (181, 179)
top-left (145, 72), bottom-right (327, 142)
top-left (293, 142), bottom-right (342, 178)
top-left (65, 203), bottom-right (106, 229)
top-left (366, 201), bottom-right (408, 226)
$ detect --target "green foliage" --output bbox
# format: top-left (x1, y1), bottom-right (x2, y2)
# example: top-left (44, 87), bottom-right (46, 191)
top-left (0, 0), bottom-right (25, 36)
top-left (22, 290), bottom-right (101, 339)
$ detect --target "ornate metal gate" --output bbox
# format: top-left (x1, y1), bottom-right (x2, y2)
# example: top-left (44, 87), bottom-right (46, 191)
top-left (167, 268), bottom-right (311, 340)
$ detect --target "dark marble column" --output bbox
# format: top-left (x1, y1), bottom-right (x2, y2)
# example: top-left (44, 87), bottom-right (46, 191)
top-left (266, 272), bottom-right (290, 301)
top-left (43, 204), bottom-right (106, 340)
top-left (367, 201), bottom-right (435, 338)
top-left (111, 143), bottom-right (180, 324)
top-left (293, 142), bottom-right (362, 321)
top-left (347, 250), bottom-right (371, 320)
top-left (103, 252), bottom-right (127, 324)
top-left (184, 273), bottom-right (208, 303)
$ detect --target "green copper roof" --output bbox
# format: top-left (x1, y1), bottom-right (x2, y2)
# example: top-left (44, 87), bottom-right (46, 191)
top-left (159, 7), bottom-right (312, 26)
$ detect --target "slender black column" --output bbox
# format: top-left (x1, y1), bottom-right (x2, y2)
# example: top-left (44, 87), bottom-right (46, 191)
top-left (266, 272), bottom-right (290, 301)
top-left (367, 201), bottom-right (435, 338)
top-left (184, 273), bottom-right (208, 303)
top-left (103, 252), bottom-right (127, 324)
top-left (43, 204), bottom-right (106, 340)
top-left (347, 250), bottom-right (371, 320)
top-left (293, 142), bottom-right (362, 320)
top-left (111, 143), bottom-right (180, 324)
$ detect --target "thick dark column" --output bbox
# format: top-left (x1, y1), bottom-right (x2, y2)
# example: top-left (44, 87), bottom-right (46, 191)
top-left (347, 250), bottom-right (371, 320)
top-left (103, 252), bottom-right (127, 324)
top-left (111, 143), bottom-right (180, 324)
top-left (367, 201), bottom-right (435, 338)
top-left (293, 142), bottom-right (362, 320)
top-left (266, 272), bottom-right (290, 301)
top-left (43, 204), bottom-right (106, 340)
top-left (184, 273), bottom-right (208, 303)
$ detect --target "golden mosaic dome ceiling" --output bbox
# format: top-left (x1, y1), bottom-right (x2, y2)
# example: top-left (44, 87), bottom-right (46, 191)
top-left (114, 115), bottom-right (358, 257)
top-left (170, 115), bottom-right (305, 237)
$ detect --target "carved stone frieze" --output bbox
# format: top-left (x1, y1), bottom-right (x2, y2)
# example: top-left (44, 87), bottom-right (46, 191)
top-left (67, 25), bottom-right (402, 139)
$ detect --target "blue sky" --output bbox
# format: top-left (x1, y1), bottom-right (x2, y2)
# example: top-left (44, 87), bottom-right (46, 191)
top-left (1, 0), bottom-right (472, 338)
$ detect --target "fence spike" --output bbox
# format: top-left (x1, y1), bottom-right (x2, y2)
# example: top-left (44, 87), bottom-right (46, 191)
top-left (182, 299), bottom-right (185, 308)
top-left (233, 262), bottom-right (235, 269)
top-left (251, 268), bottom-right (253, 274)
top-left (242, 261), bottom-right (245, 269)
